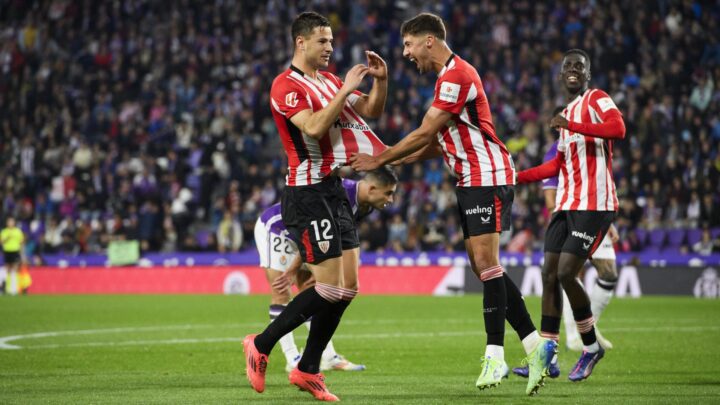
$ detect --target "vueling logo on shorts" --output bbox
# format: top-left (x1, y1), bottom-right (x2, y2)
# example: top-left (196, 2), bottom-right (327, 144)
top-left (466, 205), bottom-right (493, 224)
top-left (571, 231), bottom-right (595, 250)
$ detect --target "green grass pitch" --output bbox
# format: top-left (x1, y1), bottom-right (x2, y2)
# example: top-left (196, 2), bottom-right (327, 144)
top-left (1, 294), bottom-right (719, 404)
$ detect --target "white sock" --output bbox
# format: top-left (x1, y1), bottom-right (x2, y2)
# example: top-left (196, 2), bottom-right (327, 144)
top-left (584, 341), bottom-right (600, 353)
top-left (278, 331), bottom-right (300, 364)
top-left (321, 340), bottom-right (338, 362)
top-left (521, 331), bottom-right (541, 355)
top-left (590, 280), bottom-right (615, 323)
top-left (485, 344), bottom-right (504, 361)
top-left (562, 290), bottom-right (579, 341)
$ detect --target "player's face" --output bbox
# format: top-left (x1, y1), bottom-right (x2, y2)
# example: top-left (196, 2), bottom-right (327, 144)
top-left (402, 34), bottom-right (431, 74)
top-left (301, 26), bottom-right (334, 69)
top-left (560, 53), bottom-right (590, 93)
top-left (368, 183), bottom-right (397, 210)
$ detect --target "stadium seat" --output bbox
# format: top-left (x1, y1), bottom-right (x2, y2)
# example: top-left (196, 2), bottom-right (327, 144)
top-left (666, 229), bottom-right (686, 248)
top-left (648, 229), bottom-right (666, 250)
top-left (634, 228), bottom-right (648, 247)
top-left (711, 228), bottom-right (720, 240)
top-left (686, 229), bottom-right (704, 246)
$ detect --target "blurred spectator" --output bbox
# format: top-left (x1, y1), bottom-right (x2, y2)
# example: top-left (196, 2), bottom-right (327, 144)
top-left (217, 211), bottom-right (243, 253)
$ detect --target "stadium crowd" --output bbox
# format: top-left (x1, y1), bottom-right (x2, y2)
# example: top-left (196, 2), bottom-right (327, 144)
top-left (0, 0), bottom-right (719, 262)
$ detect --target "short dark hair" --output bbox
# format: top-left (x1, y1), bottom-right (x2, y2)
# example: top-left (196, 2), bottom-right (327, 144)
top-left (400, 13), bottom-right (446, 41)
top-left (291, 12), bottom-right (330, 41)
top-left (365, 165), bottom-right (399, 187)
top-left (563, 49), bottom-right (591, 69)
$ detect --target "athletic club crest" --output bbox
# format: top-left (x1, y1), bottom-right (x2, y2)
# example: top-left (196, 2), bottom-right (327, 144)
top-left (318, 240), bottom-right (330, 254)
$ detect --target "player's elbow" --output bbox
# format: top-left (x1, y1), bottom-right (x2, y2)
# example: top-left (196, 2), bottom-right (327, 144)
top-left (616, 119), bottom-right (626, 139)
top-left (302, 124), bottom-right (326, 140)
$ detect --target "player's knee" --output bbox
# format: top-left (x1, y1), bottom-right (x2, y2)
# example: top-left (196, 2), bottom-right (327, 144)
top-left (557, 266), bottom-right (576, 286)
top-left (472, 254), bottom-right (497, 273)
top-left (270, 288), bottom-right (291, 305)
top-left (541, 267), bottom-right (558, 286)
top-left (594, 261), bottom-right (618, 281)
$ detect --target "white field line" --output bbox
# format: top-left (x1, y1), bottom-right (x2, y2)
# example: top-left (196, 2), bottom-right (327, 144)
top-left (2, 323), bottom-right (719, 350)
top-left (0, 318), bottom-right (480, 350)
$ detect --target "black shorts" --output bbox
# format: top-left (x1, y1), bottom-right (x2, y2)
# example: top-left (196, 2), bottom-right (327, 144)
top-left (281, 176), bottom-right (359, 265)
top-left (544, 211), bottom-right (616, 258)
top-left (3, 251), bottom-right (20, 265)
top-left (456, 185), bottom-right (514, 238)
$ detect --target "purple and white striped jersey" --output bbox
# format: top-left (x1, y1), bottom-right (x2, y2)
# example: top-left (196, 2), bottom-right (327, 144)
top-left (258, 178), bottom-right (362, 238)
top-left (541, 141), bottom-right (559, 190)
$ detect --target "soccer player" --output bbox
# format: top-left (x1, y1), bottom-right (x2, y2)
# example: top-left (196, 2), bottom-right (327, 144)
top-left (243, 11), bottom-right (388, 402)
top-left (350, 13), bottom-right (556, 396)
top-left (515, 49), bottom-right (626, 382)
top-left (254, 168), bottom-right (397, 373)
top-left (512, 137), bottom-right (619, 379)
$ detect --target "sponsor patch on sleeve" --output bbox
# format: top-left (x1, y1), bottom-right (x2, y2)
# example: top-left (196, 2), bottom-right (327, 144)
top-left (438, 82), bottom-right (461, 103)
top-left (596, 97), bottom-right (617, 113)
top-left (285, 92), bottom-right (299, 108)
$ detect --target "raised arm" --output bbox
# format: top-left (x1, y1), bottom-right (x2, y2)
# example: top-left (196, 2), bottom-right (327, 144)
top-left (289, 64), bottom-right (369, 140)
top-left (352, 51), bottom-right (388, 119)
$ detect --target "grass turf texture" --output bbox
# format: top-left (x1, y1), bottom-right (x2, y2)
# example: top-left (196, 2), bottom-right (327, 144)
top-left (1, 295), bottom-right (719, 404)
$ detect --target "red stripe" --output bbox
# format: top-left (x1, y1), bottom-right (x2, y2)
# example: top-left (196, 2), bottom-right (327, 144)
top-left (494, 194), bottom-right (502, 232)
top-left (586, 137), bottom-right (597, 210)
top-left (588, 228), bottom-right (606, 257)
top-left (457, 123), bottom-right (482, 186)
top-left (302, 229), bottom-right (314, 263)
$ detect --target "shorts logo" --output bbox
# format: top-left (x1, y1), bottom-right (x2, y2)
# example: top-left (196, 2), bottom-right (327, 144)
top-left (280, 255), bottom-right (287, 265)
top-left (286, 92), bottom-right (299, 108)
top-left (318, 240), bottom-right (330, 254)
top-left (465, 205), bottom-right (492, 223)
top-left (571, 231), bottom-right (596, 250)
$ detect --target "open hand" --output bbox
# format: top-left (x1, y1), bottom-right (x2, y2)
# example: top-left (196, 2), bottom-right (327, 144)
top-left (365, 51), bottom-right (388, 80)
top-left (341, 64), bottom-right (370, 95)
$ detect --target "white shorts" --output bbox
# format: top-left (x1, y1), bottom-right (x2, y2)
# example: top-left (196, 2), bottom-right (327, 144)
top-left (591, 232), bottom-right (616, 261)
top-left (254, 218), bottom-right (300, 272)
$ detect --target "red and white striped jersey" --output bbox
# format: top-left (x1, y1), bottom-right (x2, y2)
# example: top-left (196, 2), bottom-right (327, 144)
top-left (431, 55), bottom-right (515, 187)
top-left (556, 89), bottom-right (619, 211)
top-left (270, 65), bottom-right (386, 186)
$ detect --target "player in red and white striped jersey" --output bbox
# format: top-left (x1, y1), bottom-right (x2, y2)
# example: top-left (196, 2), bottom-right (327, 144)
top-left (516, 49), bottom-right (626, 382)
top-left (351, 13), bottom-right (556, 396)
top-left (244, 12), bottom-right (388, 402)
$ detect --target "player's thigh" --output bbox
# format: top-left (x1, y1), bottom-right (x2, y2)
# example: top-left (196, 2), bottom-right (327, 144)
top-left (561, 211), bottom-right (616, 259)
top-left (305, 256), bottom-right (343, 287)
top-left (466, 233), bottom-right (500, 270)
top-left (341, 247), bottom-right (359, 290)
top-left (281, 180), bottom-right (344, 266)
